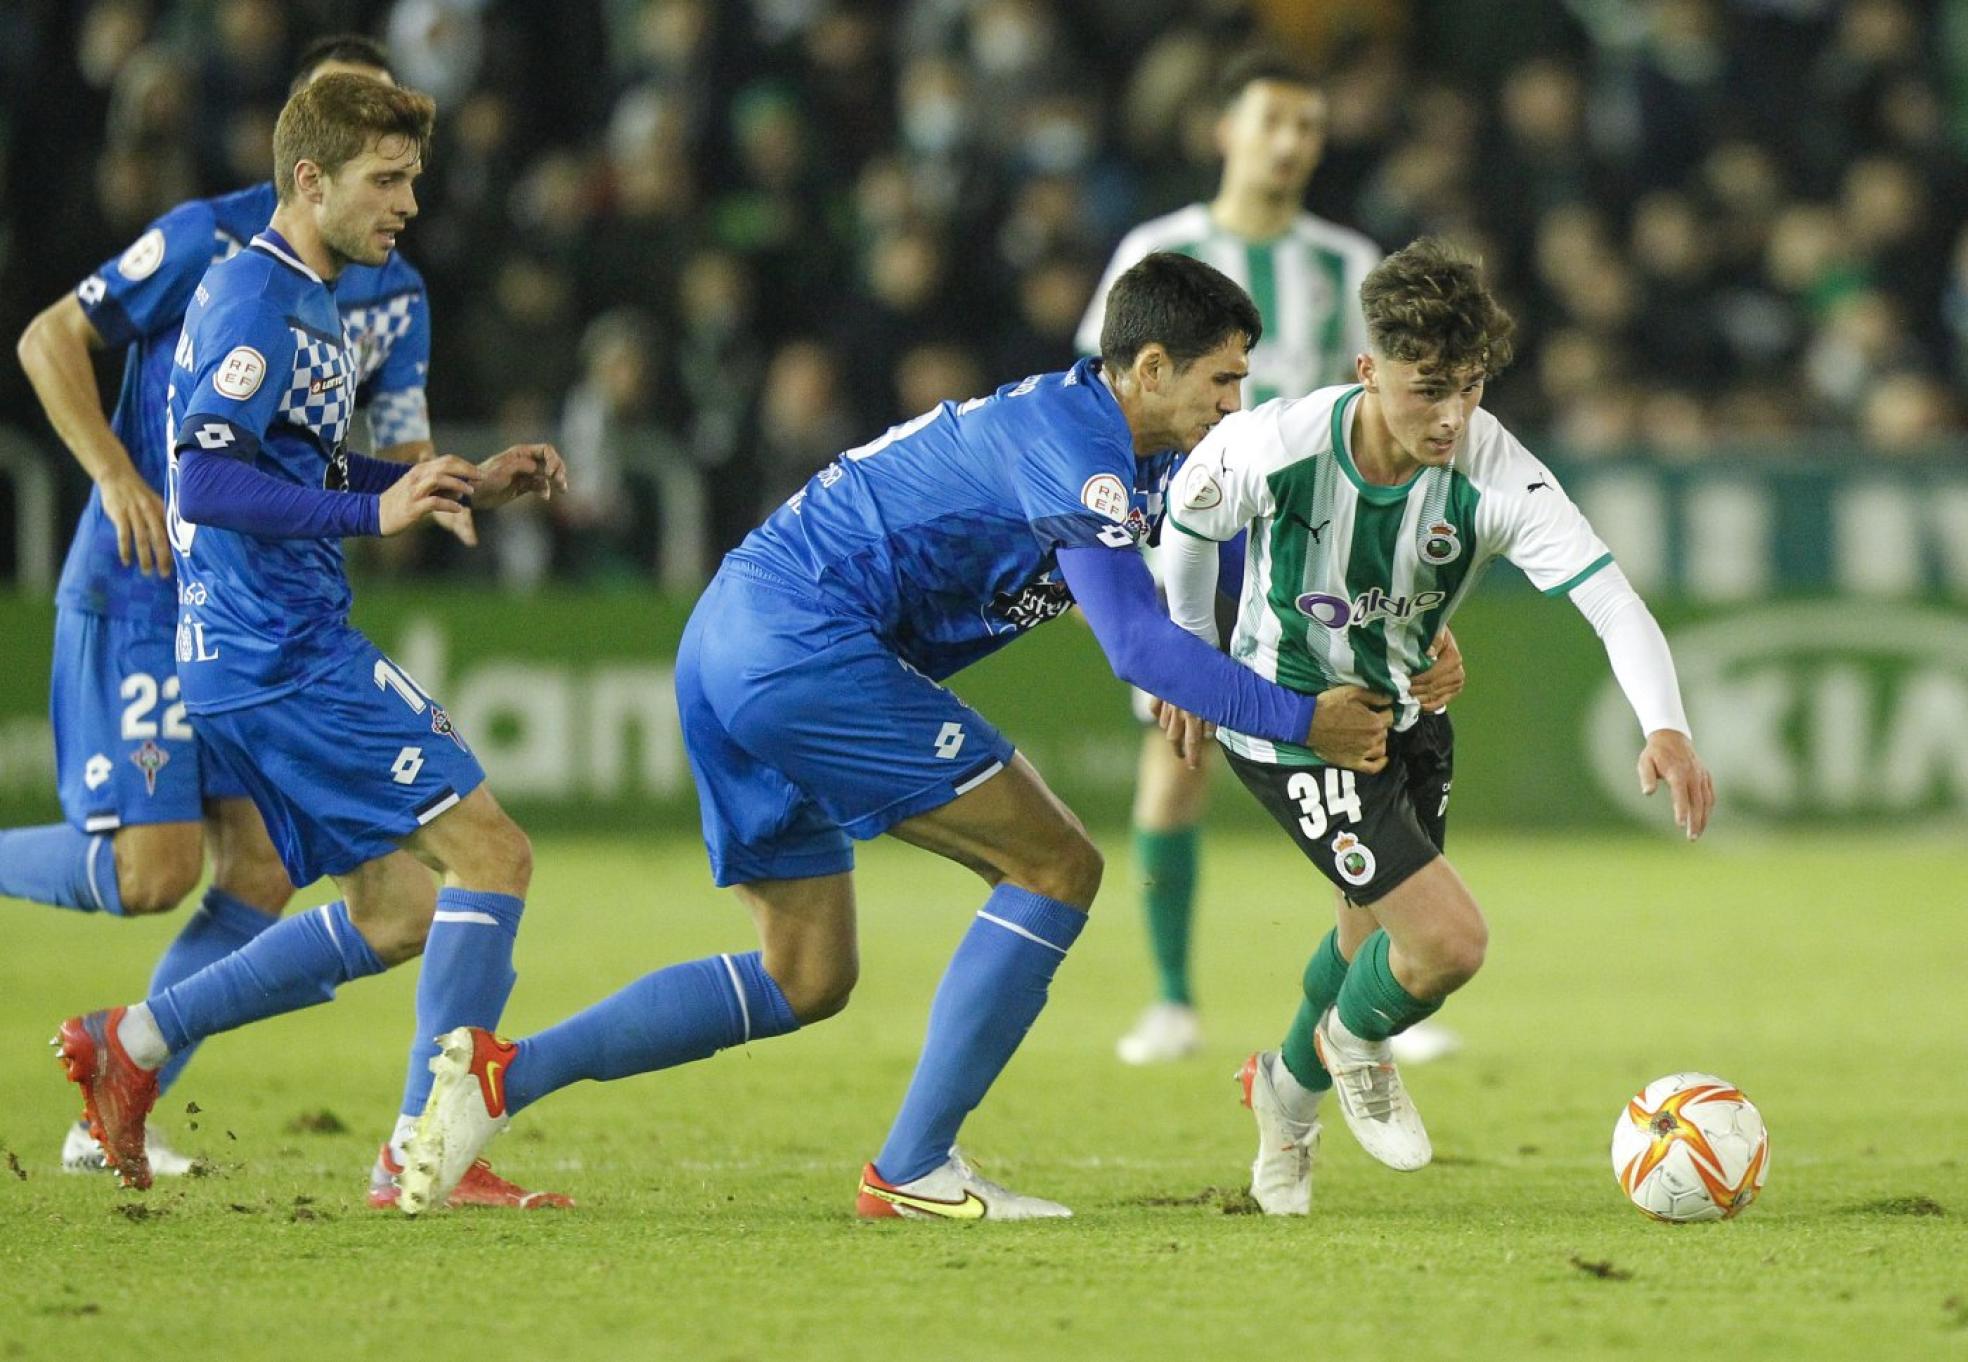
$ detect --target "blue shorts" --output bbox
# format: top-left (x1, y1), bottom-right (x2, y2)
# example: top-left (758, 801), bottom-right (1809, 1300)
top-left (191, 638), bottom-right (486, 885)
top-left (52, 607), bottom-right (249, 833)
top-left (677, 563), bottom-right (1015, 887)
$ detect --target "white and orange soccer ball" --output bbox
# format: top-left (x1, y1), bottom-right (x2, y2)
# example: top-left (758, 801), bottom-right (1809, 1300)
top-left (1610, 1073), bottom-right (1770, 1223)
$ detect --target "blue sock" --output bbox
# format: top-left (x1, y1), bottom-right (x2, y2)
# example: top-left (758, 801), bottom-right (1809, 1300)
top-left (874, 885), bottom-right (1087, 1185)
top-left (147, 900), bottom-right (384, 1053)
top-left (147, 888), bottom-right (280, 1095)
top-left (0, 824), bottom-right (123, 915)
top-left (399, 888), bottom-right (526, 1117)
top-left (505, 950), bottom-right (797, 1115)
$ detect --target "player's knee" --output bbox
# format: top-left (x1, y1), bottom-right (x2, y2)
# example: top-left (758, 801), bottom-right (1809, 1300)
top-left (775, 956), bottom-right (858, 1024)
top-left (1421, 916), bottom-right (1487, 993)
top-left (1023, 831), bottom-right (1103, 908)
top-left (111, 836), bottom-right (202, 916)
top-left (209, 849), bottom-right (295, 914)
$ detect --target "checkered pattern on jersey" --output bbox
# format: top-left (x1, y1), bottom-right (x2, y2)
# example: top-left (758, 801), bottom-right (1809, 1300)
top-left (277, 321), bottom-right (356, 451)
top-left (343, 292), bottom-right (418, 386)
top-left (366, 387), bottom-right (430, 447)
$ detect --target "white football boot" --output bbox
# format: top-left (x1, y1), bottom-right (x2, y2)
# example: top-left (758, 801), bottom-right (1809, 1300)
top-left (1390, 1018), bottom-right (1463, 1066)
top-left (1313, 1008), bottom-right (1432, 1171)
top-left (1236, 1052), bottom-right (1321, 1215)
top-left (1115, 1001), bottom-right (1202, 1065)
top-left (395, 1027), bottom-right (514, 1216)
top-left (61, 1119), bottom-right (195, 1177)
top-left (857, 1149), bottom-right (1072, 1221)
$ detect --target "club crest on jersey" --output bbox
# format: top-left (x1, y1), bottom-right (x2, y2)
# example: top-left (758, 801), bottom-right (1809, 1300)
top-left (428, 703), bottom-right (469, 751)
top-left (1420, 521), bottom-right (1462, 565)
top-left (1331, 831), bottom-right (1376, 887)
top-left (129, 739), bottom-right (170, 796)
top-left (1081, 473), bottom-right (1129, 521)
top-left (1295, 586), bottom-right (1448, 630)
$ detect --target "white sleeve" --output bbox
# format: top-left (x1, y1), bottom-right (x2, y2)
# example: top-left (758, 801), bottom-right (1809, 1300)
top-left (1480, 425), bottom-right (1615, 596)
top-left (1571, 565), bottom-right (1691, 738)
top-left (1163, 526), bottom-right (1221, 644)
top-left (1164, 407), bottom-right (1278, 541)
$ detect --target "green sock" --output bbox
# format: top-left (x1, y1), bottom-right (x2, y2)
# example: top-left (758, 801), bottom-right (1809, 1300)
top-left (1335, 929), bottom-right (1441, 1042)
top-left (1134, 826), bottom-right (1198, 1005)
top-left (1279, 929), bottom-right (1349, 1092)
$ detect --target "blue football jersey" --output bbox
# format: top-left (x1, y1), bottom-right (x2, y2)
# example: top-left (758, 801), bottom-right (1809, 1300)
top-left (729, 358), bottom-right (1176, 679)
top-left (165, 228), bottom-right (371, 714)
top-left (56, 183), bottom-right (431, 625)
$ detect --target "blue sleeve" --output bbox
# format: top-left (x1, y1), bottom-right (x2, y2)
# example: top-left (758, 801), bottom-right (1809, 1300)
top-left (77, 200), bottom-right (219, 349)
top-left (998, 393), bottom-right (1143, 553)
top-left (343, 450), bottom-right (412, 494)
top-left (177, 447), bottom-right (380, 538)
top-left (1218, 530), bottom-right (1246, 599)
top-left (357, 282), bottom-right (432, 447)
top-left (171, 294), bottom-right (299, 464)
top-left (1056, 544), bottom-right (1317, 744)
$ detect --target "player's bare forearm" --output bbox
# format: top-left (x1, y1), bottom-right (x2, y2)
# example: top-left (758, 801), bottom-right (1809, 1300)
top-left (1636, 728), bottom-right (1714, 841)
top-left (17, 295), bottom-right (136, 487)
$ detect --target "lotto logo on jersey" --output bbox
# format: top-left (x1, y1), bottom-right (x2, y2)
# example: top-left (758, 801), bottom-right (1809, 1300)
top-left (1296, 585), bottom-right (1448, 631)
top-left (215, 346), bottom-right (267, 399)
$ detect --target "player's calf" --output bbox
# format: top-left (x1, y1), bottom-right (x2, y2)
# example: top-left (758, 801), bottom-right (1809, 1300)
top-left (109, 823), bottom-right (203, 916)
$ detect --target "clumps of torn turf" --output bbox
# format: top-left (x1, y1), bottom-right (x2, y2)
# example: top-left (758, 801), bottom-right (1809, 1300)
top-left (1127, 1186), bottom-right (1262, 1215)
top-left (285, 1109), bottom-right (348, 1134)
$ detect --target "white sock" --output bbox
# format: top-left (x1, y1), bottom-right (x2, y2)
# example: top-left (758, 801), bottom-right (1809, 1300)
top-left (1270, 1052), bottom-right (1324, 1124)
top-left (116, 1004), bottom-right (170, 1071)
top-left (388, 1114), bottom-right (419, 1164)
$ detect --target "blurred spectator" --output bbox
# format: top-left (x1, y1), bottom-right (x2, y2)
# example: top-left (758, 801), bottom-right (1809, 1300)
top-left (753, 339), bottom-right (858, 518)
top-left (4, 0), bottom-right (1967, 592)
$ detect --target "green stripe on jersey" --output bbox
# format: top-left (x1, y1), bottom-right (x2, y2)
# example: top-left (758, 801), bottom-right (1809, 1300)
top-left (1312, 245), bottom-right (1348, 388)
top-left (1244, 243), bottom-right (1281, 404)
top-left (1343, 497), bottom-right (1404, 697)
top-left (1543, 551), bottom-right (1614, 596)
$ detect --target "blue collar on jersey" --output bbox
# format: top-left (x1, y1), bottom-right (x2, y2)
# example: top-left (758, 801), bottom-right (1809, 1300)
top-left (250, 227), bottom-right (326, 287)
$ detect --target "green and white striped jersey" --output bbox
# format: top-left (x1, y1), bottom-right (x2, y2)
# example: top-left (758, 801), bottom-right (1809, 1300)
top-left (1076, 204), bottom-right (1381, 403)
top-left (1168, 385), bottom-right (1616, 765)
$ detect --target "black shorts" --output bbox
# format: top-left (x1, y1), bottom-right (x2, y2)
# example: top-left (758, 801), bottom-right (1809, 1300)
top-left (1221, 712), bottom-right (1454, 906)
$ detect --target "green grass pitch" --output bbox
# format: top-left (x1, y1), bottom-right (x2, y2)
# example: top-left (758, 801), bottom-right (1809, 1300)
top-left (2, 829), bottom-right (1964, 1361)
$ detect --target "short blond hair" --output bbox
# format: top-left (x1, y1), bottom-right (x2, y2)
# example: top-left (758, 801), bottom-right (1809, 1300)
top-left (273, 72), bottom-right (434, 201)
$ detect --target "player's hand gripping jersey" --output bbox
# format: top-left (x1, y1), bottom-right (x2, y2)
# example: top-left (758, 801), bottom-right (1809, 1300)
top-left (164, 229), bottom-right (386, 713)
top-left (1167, 384), bottom-right (1616, 764)
top-left (729, 358), bottom-right (1176, 680)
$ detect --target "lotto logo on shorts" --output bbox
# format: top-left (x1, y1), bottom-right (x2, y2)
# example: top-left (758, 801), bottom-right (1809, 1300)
top-left (934, 722), bottom-right (966, 760)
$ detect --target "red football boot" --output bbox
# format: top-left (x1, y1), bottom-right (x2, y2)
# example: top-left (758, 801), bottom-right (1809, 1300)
top-left (53, 1007), bottom-right (160, 1190)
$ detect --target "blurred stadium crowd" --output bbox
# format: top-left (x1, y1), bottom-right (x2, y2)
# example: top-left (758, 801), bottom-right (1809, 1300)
top-left (2, 0), bottom-right (1965, 584)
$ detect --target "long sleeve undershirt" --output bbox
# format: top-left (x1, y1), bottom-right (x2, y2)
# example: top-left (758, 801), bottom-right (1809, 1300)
top-left (1055, 543), bottom-right (1316, 744)
top-left (175, 447), bottom-right (404, 539)
top-left (1567, 563), bottom-right (1691, 737)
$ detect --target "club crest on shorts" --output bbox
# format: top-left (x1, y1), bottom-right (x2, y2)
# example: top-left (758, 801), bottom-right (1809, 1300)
top-left (1420, 520), bottom-right (1462, 565)
top-left (1331, 831), bottom-right (1376, 887)
top-left (428, 703), bottom-right (469, 751)
top-left (129, 739), bottom-right (171, 796)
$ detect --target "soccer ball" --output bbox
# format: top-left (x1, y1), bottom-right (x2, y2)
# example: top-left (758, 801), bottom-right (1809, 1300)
top-left (1610, 1072), bottom-right (1770, 1223)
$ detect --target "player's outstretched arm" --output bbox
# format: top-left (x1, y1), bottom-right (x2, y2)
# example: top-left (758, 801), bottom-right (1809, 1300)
top-left (17, 295), bottom-right (171, 576)
top-left (466, 443), bottom-right (568, 512)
